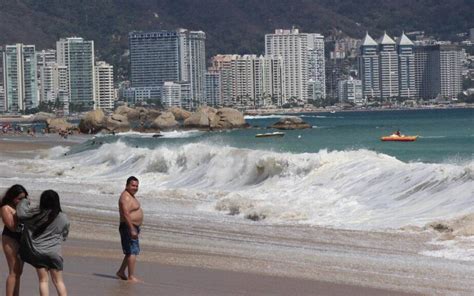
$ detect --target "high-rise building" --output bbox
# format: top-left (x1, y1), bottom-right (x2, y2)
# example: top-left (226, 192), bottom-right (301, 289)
top-left (129, 29), bottom-right (206, 109)
top-left (358, 33), bottom-right (380, 100)
top-left (94, 61), bottom-right (114, 110)
top-left (161, 81), bottom-right (191, 108)
top-left (415, 45), bottom-right (462, 100)
top-left (57, 37), bottom-right (95, 111)
top-left (378, 32), bottom-right (399, 98)
top-left (397, 33), bottom-right (417, 98)
top-left (205, 70), bottom-right (222, 107)
top-left (265, 28), bottom-right (325, 104)
top-left (3, 44), bottom-right (38, 113)
top-left (307, 34), bottom-right (326, 100)
top-left (36, 49), bottom-right (57, 104)
top-left (210, 54), bottom-right (283, 108)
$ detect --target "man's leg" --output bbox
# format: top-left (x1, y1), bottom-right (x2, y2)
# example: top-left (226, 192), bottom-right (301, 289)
top-left (116, 255), bottom-right (129, 280)
top-left (126, 254), bottom-right (142, 283)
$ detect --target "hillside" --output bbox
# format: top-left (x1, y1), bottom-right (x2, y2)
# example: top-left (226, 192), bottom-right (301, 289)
top-left (0, 0), bottom-right (472, 80)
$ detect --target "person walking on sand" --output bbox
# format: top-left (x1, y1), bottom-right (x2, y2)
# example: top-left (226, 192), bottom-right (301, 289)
top-left (1, 185), bottom-right (28, 296)
top-left (116, 176), bottom-right (144, 283)
top-left (16, 190), bottom-right (69, 296)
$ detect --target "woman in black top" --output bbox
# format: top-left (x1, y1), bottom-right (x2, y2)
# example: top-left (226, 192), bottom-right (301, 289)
top-left (1, 184), bottom-right (28, 296)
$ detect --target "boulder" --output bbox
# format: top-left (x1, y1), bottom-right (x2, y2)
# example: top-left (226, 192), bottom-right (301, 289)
top-left (146, 109), bottom-right (162, 122)
top-left (151, 112), bottom-right (179, 130)
top-left (78, 109), bottom-right (106, 133)
top-left (114, 105), bottom-right (141, 121)
top-left (46, 118), bottom-right (75, 132)
top-left (214, 108), bottom-right (246, 129)
top-left (184, 106), bottom-right (219, 129)
top-left (105, 113), bottom-right (130, 132)
top-left (169, 107), bottom-right (192, 121)
top-left (270, 116), bottom-right (311, 130)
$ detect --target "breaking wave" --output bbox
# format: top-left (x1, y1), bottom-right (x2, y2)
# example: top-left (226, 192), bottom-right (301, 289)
top-left (11, 141), bottom-right (474, 230)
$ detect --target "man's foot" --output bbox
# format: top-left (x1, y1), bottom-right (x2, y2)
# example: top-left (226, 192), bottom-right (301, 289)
top-left (127, 276), bottom-right (144, 283)
top-left (116, 271), bottom-right (127, 280)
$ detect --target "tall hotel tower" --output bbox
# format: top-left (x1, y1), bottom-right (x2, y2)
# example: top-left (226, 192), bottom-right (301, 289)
top-left (415, 45), bottom-right (462, 100)
top-left (359, 33), bottom-right (380, 99)
top-left (397, 33), bottom-right (416, 98)
top-left (129, 29), bottom-right (206, 108)
top-left (359, 32), bottom-right (416, 100)
top-left (57, 37), bottom-right (95, 110)
top-left (378, 32), bottom-right (399, 98)
top-left (2, 44), bottom-right (38, 113)
top-left (265, 28), bottom-right (325, 104)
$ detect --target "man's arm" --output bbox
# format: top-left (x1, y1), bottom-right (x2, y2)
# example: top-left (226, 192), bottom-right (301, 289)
top-left (119, 193), bottom-right (138, 239)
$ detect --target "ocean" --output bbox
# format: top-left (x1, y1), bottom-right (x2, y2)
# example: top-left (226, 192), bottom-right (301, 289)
top-left (1, 108), bottom-right (473, 266)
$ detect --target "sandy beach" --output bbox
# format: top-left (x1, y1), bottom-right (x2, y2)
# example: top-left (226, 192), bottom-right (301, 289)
top-left (0, 134), bottom-right (473, 295)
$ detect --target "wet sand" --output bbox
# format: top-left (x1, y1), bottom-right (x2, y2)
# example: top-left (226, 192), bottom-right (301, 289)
top-left (0, 238), bottom-right (415, 296)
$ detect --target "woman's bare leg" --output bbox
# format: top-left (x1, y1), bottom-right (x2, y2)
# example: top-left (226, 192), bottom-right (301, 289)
top-left (36, 268), bottom-right (49, 296)
top-left (50, 269), bottom-right (67, 296)
top-left (2, 236), bottom-right (23, 296)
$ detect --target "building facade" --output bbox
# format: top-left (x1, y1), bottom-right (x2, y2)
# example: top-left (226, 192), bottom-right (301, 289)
top-left (94, 61), bottom-right (115, 110)
top-left (265, 28), bottom-right (325, 104)
top-left (57, 37), bottom-right (95, 111)
top-left (337, 77), bottom-right (364, 105)
top-left (205, 69), bottom-right (222, 107)
top-left (415, 44), bottom-right (462, 100)
top-left (3, 44), bottom-right (38, 113)
top-left (129, 29), bottom-right (206, 109)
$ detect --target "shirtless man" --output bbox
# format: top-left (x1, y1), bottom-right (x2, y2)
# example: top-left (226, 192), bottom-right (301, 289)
top-left (116, 176), bottom-right (144, 283)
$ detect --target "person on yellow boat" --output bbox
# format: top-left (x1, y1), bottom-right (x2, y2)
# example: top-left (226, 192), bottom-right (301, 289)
top-left (395, 130), bottom-right (401, 136)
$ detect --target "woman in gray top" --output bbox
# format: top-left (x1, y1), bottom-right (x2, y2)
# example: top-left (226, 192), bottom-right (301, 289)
top-left (16, 190), bottom-right (69, 296)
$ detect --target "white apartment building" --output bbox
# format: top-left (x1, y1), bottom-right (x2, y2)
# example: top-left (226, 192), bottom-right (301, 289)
top-left (338, 77), bottom-right (364, 105)
top-left (94, 61), bottom-right (114, 110)
top-left (161, 81), bottom-right (191, 108)
top-left (265, 28), bottom-right (325, 104)
top-left (210, 54), bottom-right (283, 108)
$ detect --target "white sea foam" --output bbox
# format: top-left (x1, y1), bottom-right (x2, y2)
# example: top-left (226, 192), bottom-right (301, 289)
top-left (111, 130), bottom-right (203, 138)
top-left (8, 141), bottom-right (473, 232)
top-left (244, 115), bottom-right (284, 119)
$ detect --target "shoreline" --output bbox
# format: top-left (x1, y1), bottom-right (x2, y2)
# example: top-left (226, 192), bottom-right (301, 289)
top-left (0, 131), bottom-right (473, 295)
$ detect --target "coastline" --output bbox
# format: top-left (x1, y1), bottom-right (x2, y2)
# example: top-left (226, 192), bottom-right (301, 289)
top-left (0, 134), bottom-right (473, 295)
top-left (244, 103), bottom-right (474, 116)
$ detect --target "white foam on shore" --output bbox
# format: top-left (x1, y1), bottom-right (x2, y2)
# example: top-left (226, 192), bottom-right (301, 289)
top-left (421, 236), bottom-right (474, 261)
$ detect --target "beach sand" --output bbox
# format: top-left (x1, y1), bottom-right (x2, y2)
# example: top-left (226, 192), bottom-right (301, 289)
top-left (0, 238), bottom-right (414, 296)
top-left (0, 135), bottom-right (472, 295)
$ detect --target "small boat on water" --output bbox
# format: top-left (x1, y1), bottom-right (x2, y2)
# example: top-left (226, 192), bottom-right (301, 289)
top-left (255, 132), bottom-right (285, 138)
top-left (381, 134), bottom-right (418, 142)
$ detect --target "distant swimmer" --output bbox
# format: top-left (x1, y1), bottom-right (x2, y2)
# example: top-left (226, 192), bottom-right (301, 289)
top-left (116, 176), bottom-right (144, 283)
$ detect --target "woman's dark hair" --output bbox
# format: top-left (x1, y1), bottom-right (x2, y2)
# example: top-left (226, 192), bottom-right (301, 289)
top-left (33, 190), bottom-right (63, 237)
top-left (1, 184), bottom-right (28, 207)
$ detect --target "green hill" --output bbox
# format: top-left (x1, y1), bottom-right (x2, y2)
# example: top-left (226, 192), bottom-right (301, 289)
top-left (0, 0), bottom-right (472, 80)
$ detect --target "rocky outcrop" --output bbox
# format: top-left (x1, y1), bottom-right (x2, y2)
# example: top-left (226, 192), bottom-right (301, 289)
top-left (184, 107), bottom-right (247, 129)
top-left (270, 116), bottom-right (311, 130)
top-left (183, 107), bottom-right (218, 129)
top-left (46, 118), bottom-right (75, 132)
top-left (151, 112), bottom-right (179, 130)
top-left (114, 105), bottom-right (141, 121)
top-left (105, 113), bottom-right (130, 132)
top-left (78, 109), bottom-right (106, 133)
top-left (214, 108), bottom-right (246, 129)
top-left (169, 107), bottom-right (191, 121)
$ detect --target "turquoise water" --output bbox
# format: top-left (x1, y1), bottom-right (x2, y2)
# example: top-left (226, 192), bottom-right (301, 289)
top-left (83, 108), bottom-right (473, 164)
